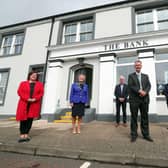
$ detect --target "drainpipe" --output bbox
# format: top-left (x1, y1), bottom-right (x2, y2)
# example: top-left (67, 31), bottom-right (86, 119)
top-left (43, 17), bottom-right (55, 84)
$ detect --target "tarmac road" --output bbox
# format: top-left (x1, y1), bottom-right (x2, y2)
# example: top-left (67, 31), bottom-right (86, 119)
top-left (0, 152), bottom-right (156, 168)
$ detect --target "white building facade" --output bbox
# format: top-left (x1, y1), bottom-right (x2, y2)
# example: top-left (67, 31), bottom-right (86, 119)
top-left (0, 0), bottom-right (168, 122)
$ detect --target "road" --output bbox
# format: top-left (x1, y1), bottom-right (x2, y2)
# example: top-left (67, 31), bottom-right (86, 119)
top-left (0, 152), bottom-right (156, 168)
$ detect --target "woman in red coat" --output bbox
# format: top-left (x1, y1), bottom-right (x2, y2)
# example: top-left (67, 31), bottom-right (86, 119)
top-left (16, 71), bottom-right (44, 143)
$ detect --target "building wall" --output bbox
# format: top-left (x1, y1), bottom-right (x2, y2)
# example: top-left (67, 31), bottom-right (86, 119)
top-left (0, 22), bottom-right (51, 115)
top-left (95, 7), bottom-right (133, 39)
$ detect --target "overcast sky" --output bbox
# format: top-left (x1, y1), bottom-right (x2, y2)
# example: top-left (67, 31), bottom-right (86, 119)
top-left (0, 0), bottom-right (126, 27)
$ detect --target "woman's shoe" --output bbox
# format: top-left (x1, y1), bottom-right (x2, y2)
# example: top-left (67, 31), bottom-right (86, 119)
top-left (18, 138), bottom-right (26, 143)
top-left (77, 128), bottom-right (81, 134)
top-left (72, 129), bottom-right (76, 134)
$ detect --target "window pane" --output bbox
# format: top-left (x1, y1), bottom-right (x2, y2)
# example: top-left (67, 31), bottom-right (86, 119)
top-left (65, 24), bottom-right (77, 35)
top-left (137, 23), bottom-right (154, 33)
top-left (0, 71), bottom-right (9, 104)
top-left (3, 36), bottom-right (13, 46)
top-left (3, 47), bottom-right (11, 55)
top-left (158, 21), bottom-right (168, 30)
top-left (64, 35), bottom-right (76, 44)
top-left (80, 33), bottom-right (93, 41)
top-left (117, 56), bottom-right (137, 64)
top-left (15, 34), bottom-right (24, 45)
top-left (117, 65), bottom-right (134, 84)
top-left (156, 53), bottom-right (168, 61)
top-left (157, 8), bottom-right (168, 21)
top-left (137, 11), bottom-right (153, 24)
top-left (80, 21), bottom-right (93, 33)
top-left (155, 62), bottom-right (168, 95)
top-left (14, 45), bottom-right (22, 54)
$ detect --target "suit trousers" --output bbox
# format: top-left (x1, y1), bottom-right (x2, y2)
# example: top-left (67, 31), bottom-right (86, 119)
top-left (130, 101), bottom-right (149, 138)
top-left (116, 100), bottom-right (127, 123)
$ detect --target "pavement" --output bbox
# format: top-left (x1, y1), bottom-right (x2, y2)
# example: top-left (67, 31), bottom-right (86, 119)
top-left (0, 119), bottom-right (168, 168)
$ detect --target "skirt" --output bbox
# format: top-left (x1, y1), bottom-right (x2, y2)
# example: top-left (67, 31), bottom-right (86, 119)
top-left (72, 103), bottom-right (85, 117)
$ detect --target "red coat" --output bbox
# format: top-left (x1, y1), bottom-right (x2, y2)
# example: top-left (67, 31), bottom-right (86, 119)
top-left (16, 81), bottom-right (44, 121)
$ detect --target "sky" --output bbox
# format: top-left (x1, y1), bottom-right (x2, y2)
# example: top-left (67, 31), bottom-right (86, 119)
top-left (0, 0), bottom-right (127, 27)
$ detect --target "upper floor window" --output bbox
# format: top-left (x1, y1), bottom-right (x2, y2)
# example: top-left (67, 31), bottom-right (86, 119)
top-left (136, 7), bottom-right (168, 33)
top-left (0, 32), bottom-right (24, 56)
top-left (62, 19), bottom-right (94, 44)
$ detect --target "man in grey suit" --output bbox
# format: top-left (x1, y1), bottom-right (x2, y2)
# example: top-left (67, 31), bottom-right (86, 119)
top-left (128, 60), bottom-right (153, 142)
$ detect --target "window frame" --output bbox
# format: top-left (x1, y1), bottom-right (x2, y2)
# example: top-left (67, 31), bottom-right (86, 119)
top-left (0, 31), bottom-right (25, 57)
top-left (155, 53), bottom-right (168, 98)
top-left (136, 6), bottom-right (168, 33)
top-left (62, 18), bottom-right (94, 44)
top-left (0, 68), bottom-right (10, 106)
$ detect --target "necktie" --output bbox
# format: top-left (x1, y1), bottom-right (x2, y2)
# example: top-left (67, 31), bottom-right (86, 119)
top-left (137, 74), bottom-right (142, 89)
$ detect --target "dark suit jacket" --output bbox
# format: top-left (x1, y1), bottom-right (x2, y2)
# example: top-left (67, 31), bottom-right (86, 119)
top-left (163, 84), bottom-right (168, 99)
top-left (128, 72), bottom-right (151, 103)
top-left (114, 84), bottom-right (128, 102)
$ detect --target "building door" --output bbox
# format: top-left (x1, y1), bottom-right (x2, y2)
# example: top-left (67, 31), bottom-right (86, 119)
top-left (74, 67), bottom-right (93, 106)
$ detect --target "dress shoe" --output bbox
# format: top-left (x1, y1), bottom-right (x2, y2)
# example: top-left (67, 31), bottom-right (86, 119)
top-left (123, 123), bottom-right (127, 127)
top-left (115, 123), bottom-right (120, 127)
top-left (144, 136), bottom-right (154, 142)
top-left (131, 137), bottom-right (137, 143)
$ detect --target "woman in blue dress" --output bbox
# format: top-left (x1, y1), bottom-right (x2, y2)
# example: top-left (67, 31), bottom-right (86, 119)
top-left (70, 74), bottom-right (89, 134)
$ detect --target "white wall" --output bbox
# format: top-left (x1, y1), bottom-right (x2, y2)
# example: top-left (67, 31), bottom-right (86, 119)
top-left (0, 22), bottom-right (51, 115)
top-left (95, 7), bottom-right (133, 39)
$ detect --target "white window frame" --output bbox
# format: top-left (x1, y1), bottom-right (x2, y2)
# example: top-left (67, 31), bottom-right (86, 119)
top-left (62, 19), bottom-right (93, 44)
top-left (136, 6), bottom-right (168, 33)
top-left (0, 33), bottom-right (24, 56)
top-left (155, 54), bottom-right (168, 98)
top-left (0, 69), bottom-right (10, 106)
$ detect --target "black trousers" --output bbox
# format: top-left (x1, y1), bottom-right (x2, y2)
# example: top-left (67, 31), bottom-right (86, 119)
top-left (20, 118), bottom-right (33, 134)
top-left (116, 100), bottom-right (127, 124)
top-left (130, 101), bottom-right (149, 138)
top-left (166, 99), bottom-right (168, 108)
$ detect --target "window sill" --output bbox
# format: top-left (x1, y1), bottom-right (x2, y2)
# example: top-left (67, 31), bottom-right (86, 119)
top-left (0, 53), bottom-right (22, 58)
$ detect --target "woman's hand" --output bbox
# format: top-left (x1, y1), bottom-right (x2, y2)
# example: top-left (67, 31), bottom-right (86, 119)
top-left (28, 98), bottom-right (36, 102)
top-left (70, 103), bottom-right (74, 107)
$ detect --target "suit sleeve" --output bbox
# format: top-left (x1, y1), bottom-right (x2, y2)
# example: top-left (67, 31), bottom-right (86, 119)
top-left (163, 85), bottom-right (168, 97)
top-left (125, 85), bottom-right (129, 98)
top-left (144, 75), bottom-right (151, 94)
top-left (114, 85), bottom-right (118, 98)
top-left (34, 83), bottom-right (44, 101)
top-left (128, 74), bottom-right (140, 94)
top-left (17, 82), bottom-right (29, 102)
top-left (70, 84), bottom-right (74, 103)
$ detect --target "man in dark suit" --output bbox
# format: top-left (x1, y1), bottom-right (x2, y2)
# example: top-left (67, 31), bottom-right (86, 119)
top-left (114, 76), bottom-right (128, 127)
top-left (163, 83), bottom-right (168, 108)
top-left (128, 60), bottom-right (153, 142)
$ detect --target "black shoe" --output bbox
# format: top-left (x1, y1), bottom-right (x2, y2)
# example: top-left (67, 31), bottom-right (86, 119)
top-left (144, 136), bottom-right (154, 142)
top-left (25, 137), bottom-right (31, 142)
top-left (18, 138), bottom-right (26, 143)
top-left (131, 137), bottom-right (137, 143)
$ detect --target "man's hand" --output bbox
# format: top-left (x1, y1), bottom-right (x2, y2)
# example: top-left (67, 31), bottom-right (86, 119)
top-left (139, 90), bottom-right (147, 97)
top-left (119, 98), bottom-right (125, 102)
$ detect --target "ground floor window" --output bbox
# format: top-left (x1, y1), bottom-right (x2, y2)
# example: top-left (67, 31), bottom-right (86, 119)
top-left (116, 56), bottom-right (137, 83)
top-left (155, 53), bottom-right (168, 95)
top-left (0, 69), bottom-right (10, 105)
